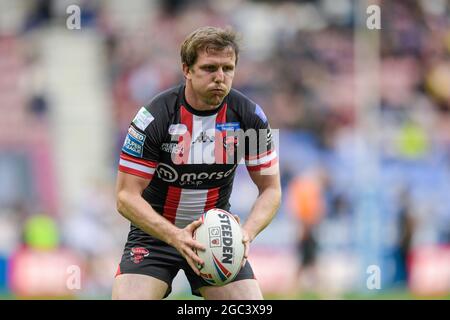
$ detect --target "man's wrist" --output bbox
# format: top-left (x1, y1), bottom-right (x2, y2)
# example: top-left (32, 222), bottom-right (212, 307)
top-left (242, 225), bottom-right (257, 242)
top-left (162, 224), bottom-right (181, 247)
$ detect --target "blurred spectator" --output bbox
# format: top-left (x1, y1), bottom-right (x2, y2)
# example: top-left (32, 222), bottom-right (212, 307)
top-left (287, 166), bottom-right (327, 292)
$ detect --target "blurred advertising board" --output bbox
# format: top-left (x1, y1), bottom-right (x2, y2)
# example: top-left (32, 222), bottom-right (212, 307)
top-left (408, 245), bottom-right (450, 296)
top-left (8, 247), bottom-right (83, 298)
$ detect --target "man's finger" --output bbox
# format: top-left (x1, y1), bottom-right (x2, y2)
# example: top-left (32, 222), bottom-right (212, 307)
top-left (186, 221), bottom-right (203, 236)
top-left (240, 231), bottom-right (249, 268)
top-left (233, 215), bottom-right (241, 224)
top-left (240, 229), bottom-right (250, 268)
top-left (186, 258), bottom-right (201, 276)
top-left (189, 239), bottom-right (206, 251)
top-left (241, 244), bottom-right (248, 268)
top-left (187, 219), bottom-right (203, 231)
top-left (191, 219), bottom-right (203, 227)
top-left (186, 247), bottom-right (204, 266)
top-left (242, 234), bottom-right (250, 252)
top-left (180, 244), bottom-right (203, 276)
top-left (182, 248), bottom-right (203, 276)
top-left (241, 258), bottom-right (247, 269)
top-left (244, 243), bottom-right (249, 259)
top-left (187, 250), bottom-right (204, 276)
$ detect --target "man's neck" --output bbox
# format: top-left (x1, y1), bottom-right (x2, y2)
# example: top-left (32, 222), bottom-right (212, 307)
top-left (184, 83), bottom-right (221, 111)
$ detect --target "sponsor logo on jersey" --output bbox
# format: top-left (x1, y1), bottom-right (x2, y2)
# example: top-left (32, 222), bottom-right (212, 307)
top-left (128, 126), bottom-right (146, 142)
top-left (179, 167), bottom-right (234, 186)
top-left (122, 132), bottom-right (145, 158)
top-left (130, 247), bottom-right (149, 264)
top-left (155, 164), bottom-right (235, 185)
top-left (155, 163), bottom-right (178, 182)
top-left (161, 143), bottom-right (184, 155)
top-left (192, 131), bottom-right (215, 144)
top-left (168, 124), bottom-right (187, 135)
top-left (132, 107), bottom-right (154, 131)
top-left (216, 122), bottom-right (240, 131)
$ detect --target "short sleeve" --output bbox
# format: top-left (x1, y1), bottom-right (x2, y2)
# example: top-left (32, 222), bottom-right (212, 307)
top-left (118, 105), bottom-right (164, 179)
top-left (244, 103), bottom-right (278, 172)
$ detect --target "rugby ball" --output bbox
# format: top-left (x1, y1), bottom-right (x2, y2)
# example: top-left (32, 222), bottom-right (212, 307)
top-left (193, 208), bottom-right (245, 286)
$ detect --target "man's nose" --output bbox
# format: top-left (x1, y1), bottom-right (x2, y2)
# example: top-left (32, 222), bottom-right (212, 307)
top-left (214, 68), bottom-right (225, 82)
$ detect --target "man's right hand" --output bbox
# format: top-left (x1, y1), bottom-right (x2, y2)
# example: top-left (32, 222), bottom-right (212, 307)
top-left (171, 219), bottom-right (205, 276)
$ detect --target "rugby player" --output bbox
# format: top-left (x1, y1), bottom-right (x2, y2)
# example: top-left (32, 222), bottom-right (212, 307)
top-left (112, 26), bottom-right (281, 300)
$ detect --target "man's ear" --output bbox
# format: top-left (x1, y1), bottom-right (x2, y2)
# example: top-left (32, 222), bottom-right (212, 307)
top-left (182, 63), bottom-right (192, 80)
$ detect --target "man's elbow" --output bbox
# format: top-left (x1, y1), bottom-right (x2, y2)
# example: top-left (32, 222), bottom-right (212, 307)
top-left (264, 184), bottom-right (281, 210)
top-left (116, 190), bottom-right (129, 216)
top-left (260, 184), bottom-right (282, 208)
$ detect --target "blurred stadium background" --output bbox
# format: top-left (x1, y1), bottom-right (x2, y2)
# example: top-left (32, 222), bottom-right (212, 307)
top-left (1, 0), bottom-right (450, 299)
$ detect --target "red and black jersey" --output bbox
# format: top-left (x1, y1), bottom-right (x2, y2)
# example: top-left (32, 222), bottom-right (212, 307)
top-left (119, 84), bottom-right (278, 230)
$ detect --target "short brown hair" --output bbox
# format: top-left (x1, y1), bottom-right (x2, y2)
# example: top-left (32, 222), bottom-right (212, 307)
top-left (180, 26), bottom-right (240, 68)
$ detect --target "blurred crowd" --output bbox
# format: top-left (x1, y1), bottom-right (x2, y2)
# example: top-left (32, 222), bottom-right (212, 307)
top-left (0, 0), bottom-right (450, 298)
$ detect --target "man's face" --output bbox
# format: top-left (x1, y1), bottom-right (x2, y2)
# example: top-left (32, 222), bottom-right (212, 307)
top-left (184, 47), bottom-right (236, 106)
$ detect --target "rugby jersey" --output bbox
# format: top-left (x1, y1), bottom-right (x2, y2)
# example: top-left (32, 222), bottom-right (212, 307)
top-left (119, 84), bottom-right (278, 230)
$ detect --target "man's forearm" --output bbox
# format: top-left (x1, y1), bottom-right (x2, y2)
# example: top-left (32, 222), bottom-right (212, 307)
top-left (117, 191), bottom-right (180, 246)
top-left (243, 186), bottom-right (281, 241)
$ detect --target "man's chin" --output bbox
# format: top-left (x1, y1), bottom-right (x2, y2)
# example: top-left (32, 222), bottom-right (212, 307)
top-left (207, 96), bottom-right (224, 106)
